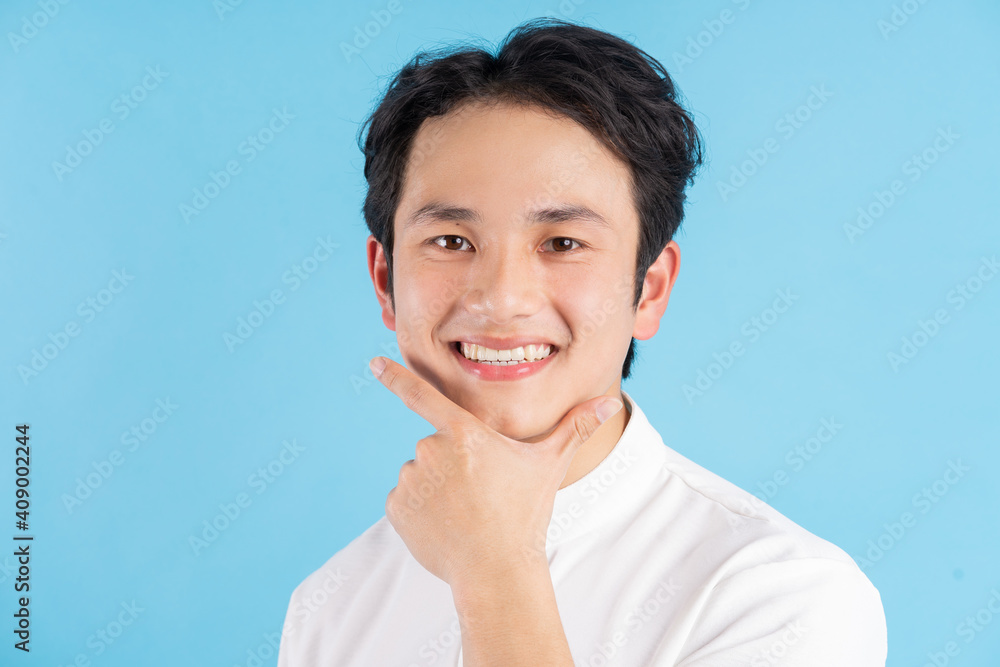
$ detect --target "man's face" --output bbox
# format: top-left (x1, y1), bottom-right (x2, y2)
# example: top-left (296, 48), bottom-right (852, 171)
top-left (370, 101), bottom-right (654, 441)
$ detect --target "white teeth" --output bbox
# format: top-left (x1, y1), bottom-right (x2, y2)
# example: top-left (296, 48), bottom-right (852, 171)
top-left (525, 344), bottom-right (552, 362)
top-left (459, 342), bottom-right (553, 364)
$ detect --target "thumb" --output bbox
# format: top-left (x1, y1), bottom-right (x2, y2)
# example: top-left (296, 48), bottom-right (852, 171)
top-left (548, 396), bottom-right (623, 456)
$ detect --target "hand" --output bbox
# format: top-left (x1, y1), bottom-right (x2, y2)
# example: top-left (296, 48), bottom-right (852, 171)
top-left (369, 355), bottom-right (623, 589)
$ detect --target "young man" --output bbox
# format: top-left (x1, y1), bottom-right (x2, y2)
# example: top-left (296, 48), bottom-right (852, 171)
top-left (278, 18), bottom-right (887, 666)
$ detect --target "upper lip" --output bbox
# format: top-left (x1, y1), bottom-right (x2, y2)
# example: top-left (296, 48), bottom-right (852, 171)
top-left (452, 336), bottom-right (558, 351)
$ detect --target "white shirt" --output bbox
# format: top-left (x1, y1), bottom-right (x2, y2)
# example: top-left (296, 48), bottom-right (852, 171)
top-left (278, 390), bottom-right (887, 666)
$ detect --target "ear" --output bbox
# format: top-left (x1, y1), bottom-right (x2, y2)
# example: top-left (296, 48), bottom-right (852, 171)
top-left (366, 234), bottom-right (396, 332)
top-left (632, 240), bottom-right (680, 341)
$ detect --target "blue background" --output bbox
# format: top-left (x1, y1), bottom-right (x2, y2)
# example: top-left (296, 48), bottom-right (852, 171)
top-left (2, 0), bottom-right (998, 665)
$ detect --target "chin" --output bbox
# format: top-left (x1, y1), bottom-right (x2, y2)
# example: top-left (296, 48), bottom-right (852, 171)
top-left (485, 412), bottom-right (552, 443)
top-left (447, 387), bottom-right (555, 439)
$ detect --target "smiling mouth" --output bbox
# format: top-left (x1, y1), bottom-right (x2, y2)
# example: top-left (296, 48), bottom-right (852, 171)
top-left (451, 341), bottom-right (558, 366)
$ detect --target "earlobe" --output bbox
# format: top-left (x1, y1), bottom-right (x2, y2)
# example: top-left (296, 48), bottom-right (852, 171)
top-left (632, 241), bottom-right (680, 341)
top-left (367, 235), bottom-right (397, 331)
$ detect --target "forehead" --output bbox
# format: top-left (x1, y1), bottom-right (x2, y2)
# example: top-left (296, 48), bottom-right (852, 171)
top-left (397, 100), bottom-right (636, 234)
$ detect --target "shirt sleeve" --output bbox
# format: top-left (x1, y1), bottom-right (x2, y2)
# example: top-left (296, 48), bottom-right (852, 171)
top-left (276, 588), bottom-right (297, 667)
top-left (671, 557), bottom-right (887, 667)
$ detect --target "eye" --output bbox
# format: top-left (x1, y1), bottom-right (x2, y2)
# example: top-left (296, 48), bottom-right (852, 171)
top-left (431, 235), bottom-right (472, 251)
top-left (545, 237), bottom-right (583, 252)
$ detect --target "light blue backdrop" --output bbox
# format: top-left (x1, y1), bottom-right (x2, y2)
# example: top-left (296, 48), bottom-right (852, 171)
top-left (2, 0), bottom-right (998, 665)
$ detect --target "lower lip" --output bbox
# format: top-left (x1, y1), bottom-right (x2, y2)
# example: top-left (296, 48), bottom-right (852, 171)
top-left (451, 343), bottom-right (557, 381)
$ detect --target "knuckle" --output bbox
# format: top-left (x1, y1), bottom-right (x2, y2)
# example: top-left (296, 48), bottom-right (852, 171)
top-left (397, 459), bottom-right (415, 483)
top-left (441, 418), bottom-right (466, 438)
top-left (453, 439), bottom-right (474, 464)
top-left (451, 425), bottom-right (480, 466)
top-left (385, 489), bottom-right (396, 517)
top-left (401, 382), bottom-right (427, 410)
top-left (385, 491), bottom-right (409, 527)
top-left (573, 418), bottom-right (597, 446)
top-left (414, 437), bottom-right (432, 461)
top-left (447, 421), bottom-right (478, 450)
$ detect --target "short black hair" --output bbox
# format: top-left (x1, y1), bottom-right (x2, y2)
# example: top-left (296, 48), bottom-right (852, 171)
top-left (358, 17), bottom-right (704, 379)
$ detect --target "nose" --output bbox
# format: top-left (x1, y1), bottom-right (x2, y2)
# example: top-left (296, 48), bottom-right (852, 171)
top-left (461, 242), bottom-right (544, 323)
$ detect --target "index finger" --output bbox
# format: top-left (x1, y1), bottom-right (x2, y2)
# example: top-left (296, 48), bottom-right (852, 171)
top-left (369, 356), bottom-right (473, 431)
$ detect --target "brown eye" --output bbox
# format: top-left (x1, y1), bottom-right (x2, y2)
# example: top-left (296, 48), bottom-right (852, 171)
top-left (549, 237), bottom-right (581, 252)
top-left (433, 235), bottom-right (470, 251)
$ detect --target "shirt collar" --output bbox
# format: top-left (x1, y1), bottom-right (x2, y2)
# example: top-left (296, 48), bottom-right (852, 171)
top-left (546, 390), bottom-right (666, 550)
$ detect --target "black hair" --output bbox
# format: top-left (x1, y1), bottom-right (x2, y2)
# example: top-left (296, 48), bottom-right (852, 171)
top-left (358, 17), bottom-right (704, 379)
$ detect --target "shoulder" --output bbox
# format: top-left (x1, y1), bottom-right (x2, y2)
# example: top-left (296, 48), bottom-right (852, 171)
top-left (652, 435), bottom-right (861, 568)
top-left (675, 557), bottom-right (886, 665)
top-left (278, 514), bottom-right (457, 665)
top-left (643, 437), bottom-right (886, 663)
top-left (285, 514), bottom-right (403, 609)
top-left (278, 516), bottom-right (408, 662)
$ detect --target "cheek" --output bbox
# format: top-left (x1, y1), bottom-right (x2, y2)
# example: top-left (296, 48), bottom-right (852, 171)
top-left (395, 266), bottom-right (460, 339)
top-left (565, 288), bottom-right (622, 343)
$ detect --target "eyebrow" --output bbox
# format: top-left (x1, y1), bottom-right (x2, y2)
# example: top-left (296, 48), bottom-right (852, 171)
top-left (402, 202), bottom-right (615, 231)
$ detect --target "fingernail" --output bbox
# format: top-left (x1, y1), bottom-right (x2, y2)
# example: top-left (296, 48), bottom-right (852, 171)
top-left (369, 356), bottom-right (387, 377)
top-left (596, 399), bottom-right (623, 424)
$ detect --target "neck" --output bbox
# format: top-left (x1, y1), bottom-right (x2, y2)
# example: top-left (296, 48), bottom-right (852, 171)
top-left (559, 388), bottom-right (630, 490)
